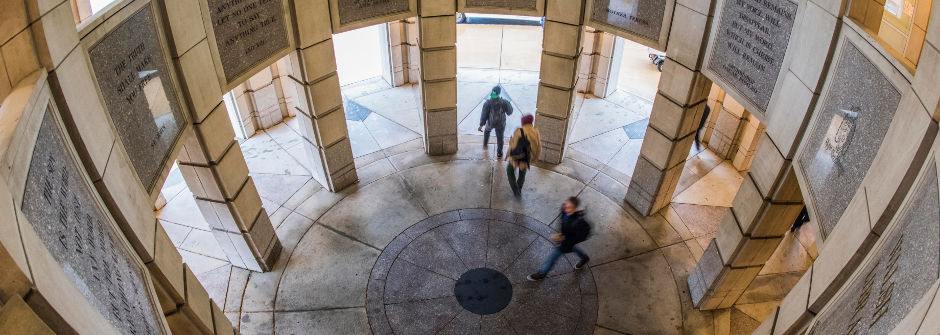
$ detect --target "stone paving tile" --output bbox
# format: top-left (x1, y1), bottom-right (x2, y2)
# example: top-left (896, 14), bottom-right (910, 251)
top-left (317, 176), bottom-right (428, 248)
top-left (386, 296), bottom-right (464, 334)
top-left (363, 112), bottom-right (421, 150)
top-left (250, 173), bottom-right (311, 206)
top-left (592, 250), bottom-right (681, 334)
top-left (569, 129), bottom-right (631, 165)
top-left (274, 308), bottom-right (371, 334)
top-left (159, 220), bottom-right (192, 247)
top-left (436, 220), bottom-right (487, 270)
top-left (180, 250), bottom-right (229, 275)
top-left (197, 264), bottom-right (231, 308)
top-left (485, 220), bottom-right (539, 272)
top-left (574, 188), bottom-right (657, 264)
top-left (384, 259), bottom-right (456, 304)
top-left (239, 311), bottom-right (274, 335)
top-left (180, 228), bottom-right (228, 260)
top-left (671, 203), bottom-right (729, 238)
top-left (398, 229), bottom-right (468, 280)
top-left (490, 166), bottom-right (585, 224)
top-left (436, 310), bottom-right (482, 335)
top-left (293, 186), bottom-right (345, 222)
top-left (276, 225), bottom-right (379, 311)
top-left (224, 267), bottom-right (251, 312)
top-left (398, 161), bottom-right (492, 216)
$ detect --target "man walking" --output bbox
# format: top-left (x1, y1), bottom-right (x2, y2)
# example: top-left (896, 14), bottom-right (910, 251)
top-left (506, 114), bottom-right (540, 196)
top-left (479, 86), bottom-right (513, 158)
top-left (527, 197), bottom-right (591, 281)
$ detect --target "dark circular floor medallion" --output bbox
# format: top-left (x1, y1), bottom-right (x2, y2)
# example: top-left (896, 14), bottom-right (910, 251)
top-left (454, 268), bottom-right (512, 315)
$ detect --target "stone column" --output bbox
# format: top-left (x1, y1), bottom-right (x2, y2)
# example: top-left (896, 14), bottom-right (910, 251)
top-left (590, 32), bottom-right (619, 98)
top-left (535, 0), bottom-right (587, 164)
top-left (848, 0), bottom-right (884, 33)
top-left (233, 63), bottom-right (295, 132)
top-left (388, 20), bottom-right (409, 86)
top-left (169, 34), bottom-right (282, 272)
top-left (287, 0), bottom-right (358, 191)
top-left (68, 0), bottom-right (92, 23)
top-left (575, 27), bottom-right (598, 93)
top-left (625, 2), bottom-right (713, 216)
top-left (417, 1), bottom-right (458, 155)
top-left (688, 153), bottom-right (804, 310)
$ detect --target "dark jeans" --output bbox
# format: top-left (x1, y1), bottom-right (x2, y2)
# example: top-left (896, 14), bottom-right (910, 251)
top-left (507, 163), bottom-right (527, 193)
top-left (484, 125), bottom-right (505, 153)
top-left (539, 246), bottom-right (589, 274)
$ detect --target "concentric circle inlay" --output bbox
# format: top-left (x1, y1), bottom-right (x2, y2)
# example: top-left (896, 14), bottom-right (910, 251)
top-left (366, 209), bottom-right (597, 335)
top-left (454, 268), bottom-right (513, 315)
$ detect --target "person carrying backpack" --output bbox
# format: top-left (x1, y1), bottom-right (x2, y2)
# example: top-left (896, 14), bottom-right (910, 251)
top-left (506, 114), bottom-right (541, 196)
top-left (478, 86), bottom-right (513, 158)
top-left (527, 196), bottom-right (591, 281)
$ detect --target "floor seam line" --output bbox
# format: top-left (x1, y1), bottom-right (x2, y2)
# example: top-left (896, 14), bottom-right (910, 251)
top-left (317, 222), bottom-right (384, 252)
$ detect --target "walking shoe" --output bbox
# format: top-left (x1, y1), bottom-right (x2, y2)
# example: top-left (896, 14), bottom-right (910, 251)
top-left (526, 272), bottom-right (546, 281)
top-left (575, 258), bottom-right (590, 270)
top-left (497, 152), bottom-right (503, 159)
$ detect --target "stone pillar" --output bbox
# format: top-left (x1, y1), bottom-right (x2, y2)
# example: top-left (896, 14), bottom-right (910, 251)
top-left (288, 0), bottom-right (358, 191)
top-left (388, 20), bottom-right (409, 86)
top-left (534, 0), bottom-right (587, 164)
top-left (625, 2), bottom-right (713, 216)
top-left (233, 62), bottom-right (295, 132)
top-left (848, 0), bottom-right (884, 33)
top-left (404, 18), bottom-right (421, 85)
top-left (575, 27), bottom-right (598, 93)
top-left (68, 0), bottom-right (92, 23)
top-left (589, 32), bottom-right (618, 98)
top-left (171, 37), bottom-right (282, 272)
top-left (417, 1), bottom-right (458, 155)
top-left (688, 152), bottom-right (804, 310)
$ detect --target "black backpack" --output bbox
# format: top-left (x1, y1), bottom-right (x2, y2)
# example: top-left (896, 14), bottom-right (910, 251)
top-left (571, 216), bottom-right (592, 244)
top-left (509, 128), bottom-right (530, 162)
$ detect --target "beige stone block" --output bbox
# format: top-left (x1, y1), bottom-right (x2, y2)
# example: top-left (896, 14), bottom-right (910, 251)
top-left (247, 213), bottom-right (279, 261)
top-left (179, 40), bottom-right (223, 122)
top-left (730, 237), bottom-right (783, 267)
top-left (638, 126), bottom-right (674, 170)
top-left (230, 231), bottom-right (263, 271)
top-left (166, 309), bottom-right (208, 335)
top-left (732, 175), bottom-right (765, 230)
top-left (928, 0), bottom-right (940, 45)
top-left (810, 0), bottom-right (847, 17)
top-left (539, 54), bottom-right (578, 89)
top-left (0, 295), bottom-right (55, 334)
top-left (722, 94), bottom-right (746, 117)
top-left (787, 1), bottom-right (838, 91)
top-left (542, 21), bottom-right (581, 57)
top-left (750, 134), bottom-right (786, 196)
top-left (149, 223), bottom-right (185, 303)
top-left (1, 30), bottom-right (40, 86)
top-left (29, 1), bottom-right (78, 69)
top-left (915, 279), bottom-right (940, 334)
top-left (545, 0), bottom-right (583, 25)
top-left (765, 71), bottom-right (814, 158)
top-left (753, 307), bottom-right (778, 335)
top-left (424, 109), bottom-right (458, 137)
top-left (750, 203), bottom-right (804, 237)
top-left (808, 193), bottom-right (874, 312)
top-left (213, 143), bottom-right (250, 200)
top-left (715, 212), bottom-right (744, 265)
top-left (251, 85), bottom-right (279, 111)
top-left (773, 268), bottom-right (811, 335)
top-left (183, 265), bottom-right (214, 332)
top-left (48, 48), bottom-right (114, 178)
top-left (290, 40), bottom-right (337, 83)
top-left (890, 280), bottom-right (940, 335)
top-left (293, 75), bottom-right (343, 117)
top-left (314, 108), bottom-right (348, 146)
top-left (536, 84), bottom-right (573, 118)
top-left (420, 48), bottom-right (457, 80)
top-left (913, 43), bottom-right (940, 120)
top-left (771, 167), bottom-right (803, 203)
top-left (293, 0), bottom-right (333, 48)
top-left (649, 94), bottom-right (702, 140)
top-left (178, 162), bottom-right (220, 200)
top-left (195, 103), bottom-right (236, 164)
top-left (230, 178), bottom-right (263, 231)
top-left (715, 266), bottom-right (761, 293)
top-left (420, 0), bottom-right (455, 16)
top-left (164, 0), bottom-right (206, 56)
top-left (422, 79), bottom-right (457, 110)
top-left (98, 146), bottom-right (158, 262)
top-left (666, 2), bottom-right (708, 69)
top-left (658, 62), bottom-right (710, 106)
top-left (0, 52), bottom-right (10, 101)
top-left (208, 228), bottom-right (249, 269)
top-left (0, 0), bottom-right (28, 46)
top-left (419, 16), bottom-right (456, 49)
top-left (247, 68), bottom-right (274, 89)
top-left (211, 299), bottom-right (233, 335)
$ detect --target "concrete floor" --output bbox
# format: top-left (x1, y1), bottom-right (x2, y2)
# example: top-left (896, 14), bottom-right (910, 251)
top-left (155, 24), bottom-right (816, 335)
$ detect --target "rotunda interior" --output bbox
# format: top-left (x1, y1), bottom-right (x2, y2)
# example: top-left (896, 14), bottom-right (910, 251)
top-left (0, 0), bottom-right (938, 334)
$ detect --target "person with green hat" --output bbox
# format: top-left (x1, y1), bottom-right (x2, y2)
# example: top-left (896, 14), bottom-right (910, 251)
top-left (478, 85), bottom-right (513, 158)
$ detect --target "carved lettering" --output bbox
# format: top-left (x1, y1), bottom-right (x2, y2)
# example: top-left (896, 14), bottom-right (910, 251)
top-left (208, 0), bottom-right (289, 82)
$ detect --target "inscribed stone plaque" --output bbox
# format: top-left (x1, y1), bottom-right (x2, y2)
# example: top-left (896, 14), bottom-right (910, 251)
top-left (337, 0), bottom-right (411, 26)
top-left (797, 42), bottom-right (901, 237)
top-left (21, 109), bottom-right (163, 335)
top-left (706, 0), bottom-right (798, 113)
top-left (207, 0), bottom-right (290, 82)
top-left (591, 0), bottom-right (666, 42)
top-left (465, 0), bottom-right (537, 10)
top-left (89, 5), bottom-right (186, 192)
top-left (808, 162), bottom-right (939, 335)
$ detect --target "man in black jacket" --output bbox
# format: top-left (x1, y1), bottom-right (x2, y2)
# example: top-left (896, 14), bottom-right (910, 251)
top-left (478, 86), bottom-right (513, 158)
top-left (527, 196), bottom-right (591, 281)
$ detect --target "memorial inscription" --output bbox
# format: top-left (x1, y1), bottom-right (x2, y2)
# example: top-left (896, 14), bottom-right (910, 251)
top-left (808, 163), bottom-right (939, 335)
top-left (591, 0), bottom-right (666, 42)
top-left (797, 42), bottom-right (901, 237)
top-left (707, 0), bottom-right (798, 113)
top-left (207, 0), bottom-right (290, 82)
top-left (465, 0), bottom-right (537, 10)
top-left (337, 0), bottom-right (410, 27)
top-left (21, 109), bottom-right (164, 335)
top-left (89, 5), bottom-right (185, 191)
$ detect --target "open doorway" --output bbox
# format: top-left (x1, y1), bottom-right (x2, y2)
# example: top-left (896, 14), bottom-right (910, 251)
top-left (455, 14), bottom-right (543, 153)
top-left (334, 23), bottom-right (423, 159)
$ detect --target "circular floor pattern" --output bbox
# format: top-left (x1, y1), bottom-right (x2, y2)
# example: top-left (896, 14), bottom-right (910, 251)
top-left (366, 209), bottom-right (597, 335)
top-left (454, 268), bottom-right (513, 315)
